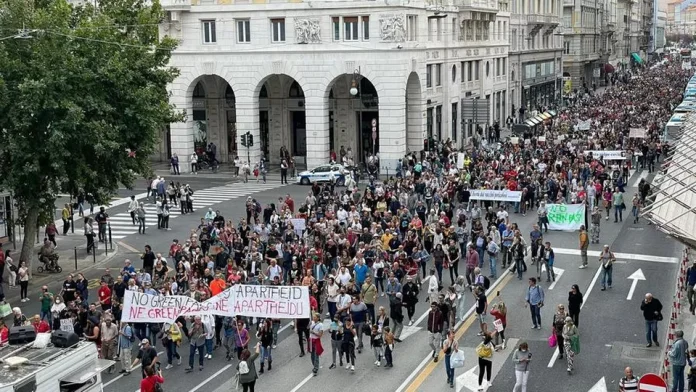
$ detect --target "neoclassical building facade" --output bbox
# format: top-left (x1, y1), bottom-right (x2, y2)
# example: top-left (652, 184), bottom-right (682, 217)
top-left (159, 0), bottom-right (510, 170)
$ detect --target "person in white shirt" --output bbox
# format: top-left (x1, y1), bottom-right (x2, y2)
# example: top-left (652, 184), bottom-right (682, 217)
top-left (427, 268), bottom-right (440, 303)
top-left (127, 195), bottom-right (139, 225)
top-left (337, 207), bottom-right (348, 225)
top-left (190, 153), bottom-right (198, 174)
top-left (337, 267), bottom-right (352, 286)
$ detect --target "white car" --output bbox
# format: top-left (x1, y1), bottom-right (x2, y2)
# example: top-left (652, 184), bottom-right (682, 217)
top-left (297, 164), bottom-right (346, 185)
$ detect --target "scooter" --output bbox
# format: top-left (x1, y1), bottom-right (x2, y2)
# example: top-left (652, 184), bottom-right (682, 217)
top-left (37, 253), bottom-right (62, 273)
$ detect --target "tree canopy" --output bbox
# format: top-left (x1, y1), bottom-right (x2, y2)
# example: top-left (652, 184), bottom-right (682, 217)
top-left (0, 0), bottom-right (181, 264)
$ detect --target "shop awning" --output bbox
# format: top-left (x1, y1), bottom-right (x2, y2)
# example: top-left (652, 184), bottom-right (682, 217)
top-left (604, 63), bottom-right (615, 73)
top-left (642, 113), bottom-right (696, 248)
top-left (631, 52), bottom-right (643, 64)
top-left (524, 111), bottom-right (557, 127)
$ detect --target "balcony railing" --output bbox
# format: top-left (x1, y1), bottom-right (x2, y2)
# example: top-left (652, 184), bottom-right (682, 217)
top-left (161, 0), bottom-right (191, 11)
top-left (527, 14), bottom-right (560, 25)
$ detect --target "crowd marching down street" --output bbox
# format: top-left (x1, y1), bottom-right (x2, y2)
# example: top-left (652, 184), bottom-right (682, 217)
top-left (1, 61), bottom-right (692, 392)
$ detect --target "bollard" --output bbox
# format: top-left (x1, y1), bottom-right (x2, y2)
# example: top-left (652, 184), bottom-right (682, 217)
top-left (93, 241), bottom-right (97, 264)
top-left (71, 215), bottom-right (75, 234)
top-left (108, 223), bottom-right (113, 250)
top-left (74, 247), bottom-right (78, 271)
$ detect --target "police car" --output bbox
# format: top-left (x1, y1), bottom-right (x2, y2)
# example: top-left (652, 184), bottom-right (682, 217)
top-left (297, 164), bottom-right (346, 185)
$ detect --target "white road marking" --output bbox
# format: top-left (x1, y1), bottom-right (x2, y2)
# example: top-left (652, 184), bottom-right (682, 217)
top-left (548, 262), bottom-right (602, 368)
top-left (588, 376), bottom-right (608, 392)
top-left (289, 373), bottom-right (315, 392)
top-left (626, 268), bottom-right (646, 300)
top-left (629, 169), bottom-right (649, 188)
top-left (190, 364), bottom-right (233, 392)
top-left (553, 247), bottom-right (678, 264)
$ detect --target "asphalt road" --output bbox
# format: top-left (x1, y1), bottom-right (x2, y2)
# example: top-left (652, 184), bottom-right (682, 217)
top-left (11, 169), bottom-right (683, 392)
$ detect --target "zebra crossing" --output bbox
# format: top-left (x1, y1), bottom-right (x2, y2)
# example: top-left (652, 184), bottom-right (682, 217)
top-left (102, 181), bottom-right (288, 239)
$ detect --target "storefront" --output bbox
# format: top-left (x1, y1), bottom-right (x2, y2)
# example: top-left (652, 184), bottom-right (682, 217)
top-left (522, 80), bottom-right (558, 111)
top-left (523, 110), bottom-right (558, 128)
top-left (0, 192), bottom-right (13, 244)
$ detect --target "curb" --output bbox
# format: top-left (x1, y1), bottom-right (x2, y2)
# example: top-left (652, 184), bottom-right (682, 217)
top-left (2, 243), bottom-right (122, 306)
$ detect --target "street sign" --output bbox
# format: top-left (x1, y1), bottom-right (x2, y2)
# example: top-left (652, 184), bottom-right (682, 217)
top-left (638, 373), bottom-right (667, 392)
top-left (371, 118), bottom-right (377, 127)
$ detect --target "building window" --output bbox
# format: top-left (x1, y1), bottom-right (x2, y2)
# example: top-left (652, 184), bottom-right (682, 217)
top-left (407, 15), bottom-right (417, 41)
top-left (460, 61), bottom-right (466, 82)
top-left (435, 63), bottom-right (442, 86)
top-left (452, 64), bottom-right (457, 83)
top-left (237, 20), bottom-right (250, 43)
top-left (362, 16), bottom-right (370, 40)
top-left (452, 102), bottom-right (458, 142)
top-left (344, 17), bottom-right (359, 41)
top-left (202, 20), bottom-right (216, 44)
top-left (502, 58), bottom-right (507, 75)
top-left (426, 107), bottom-right (433, 139)
top-left (435, 105), bottom-right (442, 140)
top-left (452, 18), bottom-right (458, 40)
top-left (563, 40), bottom-right (570, 54)
top-left (426, 64), bottom-right (432, 88)
top-left (467, 61), bottom-right (473, 82)
top-left (271, 18), bottom-right (286, 42)
top-left (428, 18), bottom-right (433, 41)
top-left (332, 17), bottom-right (340, 41)
top-left (496, 58), bottom-right (501, 76)
top-left (475, 61), bottom-right (480, 80)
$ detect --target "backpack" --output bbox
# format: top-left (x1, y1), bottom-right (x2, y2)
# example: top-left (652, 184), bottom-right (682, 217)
top-left (154, 381), bottom-right (164, 392)
top-left (238, 360), bottom-right (250, 375)
top-left (482, 276), bottom-right (491, 290)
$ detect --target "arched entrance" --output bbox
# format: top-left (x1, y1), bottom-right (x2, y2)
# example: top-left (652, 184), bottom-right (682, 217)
top-left (189, 75), bottom-right (237, 162)
top-left (405, 72), bottom-right (423, 153)
top-left (257, 75), bottom-right (305, 164)
top-left (326, 73), bottom-right (379, 164)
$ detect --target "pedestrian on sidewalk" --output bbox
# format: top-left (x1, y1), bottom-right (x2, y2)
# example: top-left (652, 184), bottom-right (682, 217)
top-left (61, 204), bottom-right (71, 235)
top-left (136, 203), bottom-right (146, 234)
top-left (190, 152), bottom-right (198, 174)
top-left (45, 222), bottom-right (58, 248)
top-left (5, 250), bottom-right (16, 289)
top-left (39, 286), bottom-right (53, 324)
top-left (280, 159), bottom-right (289, 184)
top-left (170, 153), bottom-right (180, 175)
top-left (669, 330), bottom-right (689, 392)
top-left (101, 317), bottom-right (119, 373)
top-left (18, 261), bottom-right (29, 302)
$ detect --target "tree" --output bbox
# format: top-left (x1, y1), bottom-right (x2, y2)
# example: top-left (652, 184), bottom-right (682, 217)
top-left (0, 0), bottom-right (182, 267)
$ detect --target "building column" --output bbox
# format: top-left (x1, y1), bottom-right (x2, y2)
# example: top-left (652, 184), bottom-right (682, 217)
top-left (304, 94), bottom-right (330, 169)
top-left (378, 94), bottom-right (407, 172)
top-left (235, 91), bottom-right (262, 166)
top-left (169, 88), bottom-right (194, 166)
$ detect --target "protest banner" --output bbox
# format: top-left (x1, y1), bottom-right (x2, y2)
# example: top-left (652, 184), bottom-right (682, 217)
top-left (547, 204), bottom-right (585, 231)
top-left (457, 152), bottom-right (465, 169)
top-left (577, 120), bottom-right (591, 131)
top-left (232, 285), bottom-right (310, 319)
top-left (121, 284), bottom-right (311, 323)
top-left (583, 150), bottom-right (626, 160)
top-left (290, 218), bottom-right (306, 235)
top-left (469, 189), bottom-right (522, 203)
top-left (629, 128), bottom-right (646, 138)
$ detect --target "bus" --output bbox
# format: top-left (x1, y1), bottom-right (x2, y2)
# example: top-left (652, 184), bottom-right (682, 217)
top-left (681, 48), bottom-right (692, 70)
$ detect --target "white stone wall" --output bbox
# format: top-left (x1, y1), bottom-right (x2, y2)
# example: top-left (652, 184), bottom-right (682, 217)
top-left (162, 2), bottom-right (508, 169)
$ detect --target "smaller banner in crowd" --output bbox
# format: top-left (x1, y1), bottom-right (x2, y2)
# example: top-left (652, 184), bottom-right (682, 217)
top-left (583, 150), bottom-right (626, 160)
top-left (547, 204), bottom-right (585, 231)
top-left (629, 128), bottom-right (646, 138)
top-left (469, 189), bottom-right (522, 203)
top-left (122, 284), bottom-right (310, 323)
top-left (457, 152), bottom-right (465, 169)
top-left (576, 120), bottom-right (591, 131)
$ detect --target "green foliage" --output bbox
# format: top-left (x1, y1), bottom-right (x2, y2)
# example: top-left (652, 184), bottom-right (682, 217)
top-left (0, 0), bottom-right (182, 226)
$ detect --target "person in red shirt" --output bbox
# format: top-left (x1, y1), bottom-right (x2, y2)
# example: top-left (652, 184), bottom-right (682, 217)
top-left (97, 281), bottom-right (112, 311)
top-left (209, 273), bottom-right (226, 296)
top-left (140, 367), bottom-right (164, 392)
top-left (490, 301), bottom-right (507, 350)
top-left (285, 194), bottom-right (295, 214)
top-left (31, 315), bottom-right (50, 333)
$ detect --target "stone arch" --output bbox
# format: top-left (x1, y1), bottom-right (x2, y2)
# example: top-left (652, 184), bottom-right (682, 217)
top-left (405, 72), bottom-right (424, 154)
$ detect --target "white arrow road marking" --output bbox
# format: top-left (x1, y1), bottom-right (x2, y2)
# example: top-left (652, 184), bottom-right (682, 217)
top-left (629, 169), bottom-right (649, 188)
top-left (541, 265), bottom-right (565, 290)
top-left (456, 366), bottom-right (479, 392)
top-left (626, 268), bottom-right (646, 300)
top-left (588, 377), bottom-right (608, 392)
top-left (455, 338), bottom-right (519, 392)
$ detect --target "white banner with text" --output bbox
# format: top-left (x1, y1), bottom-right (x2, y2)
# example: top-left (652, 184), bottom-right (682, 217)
top-left (469, 189), bottom-right (522, 203)
top-left (122, 285), bottom-right (311, 323)
top-left (547, 203), bottom-right (585, 231)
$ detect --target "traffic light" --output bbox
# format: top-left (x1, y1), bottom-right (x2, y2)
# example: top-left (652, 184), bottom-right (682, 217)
top-left (247, 133), bottom-right (254, 147)
top-left (240, 133), bottom-right (248, 147)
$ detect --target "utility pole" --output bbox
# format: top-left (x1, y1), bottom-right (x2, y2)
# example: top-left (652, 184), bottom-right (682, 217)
top-left (241, 131), bottom-right (254, 165)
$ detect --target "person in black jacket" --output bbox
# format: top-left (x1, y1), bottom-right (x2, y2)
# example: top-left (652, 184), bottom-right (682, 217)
top-left (567, 284), bottom-right (584, 327)
top-left (641, 293), bottom-right (663, 348)
top-left (390, 293), bottom-right (404, 342)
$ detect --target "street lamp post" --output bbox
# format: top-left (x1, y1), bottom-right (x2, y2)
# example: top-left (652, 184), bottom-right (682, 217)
top-left (350, 67), bottom-right (370, 161)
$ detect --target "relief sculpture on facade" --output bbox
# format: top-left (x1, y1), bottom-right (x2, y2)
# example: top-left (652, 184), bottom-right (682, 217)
top-left (295, 19), bottom-right (321, 44)
top-left (378, 14), bottom-right (406, 42)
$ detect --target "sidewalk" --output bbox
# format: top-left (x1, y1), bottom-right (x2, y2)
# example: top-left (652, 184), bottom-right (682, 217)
top-left (151, 161), bottom-right (308, 179)
top-left (2, 231), bottom-right (120, 305)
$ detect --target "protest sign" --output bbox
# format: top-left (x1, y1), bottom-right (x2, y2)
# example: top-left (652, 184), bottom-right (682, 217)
top-left (121, 284), bottom-right (311, 323)
top-left (584, 150), bottom-right (626, 160)
top-left (469, 189), bottom-right (522, 203)
top-left (629, 128), bottom-right (646, 138)
top-left (577, 120), bottom-right (591, 131)
top-left (493, 319), bottom-right (504, 332)
top-left (457, 152), bottom-right (465, 169)
top-left (60, 319), bottom-right (74, 333)
top-left (547, 204), bottom-right (585, 231)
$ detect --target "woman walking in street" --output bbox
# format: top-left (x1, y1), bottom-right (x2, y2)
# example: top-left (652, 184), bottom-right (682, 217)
top-left (562, 316), bottom-right (579, 374)
top-left (552, 304), bottom-right (568, 360)
top-left (237, 344), bottom-right (260, 392)
top-left (568, 284), bottom-right (583, 327)
top-left (631, 193), bottom-right (642, 224)
top-left (18, 261), bottom-right (29, 302)
top-left (512, 341), bottom-right (532, 392)
top-left (490, 300), bottom-right (507, 350)
top-left (442, 329), bottom-right (459, 388)
top-left (476, 334), bottom-right (495, 391)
